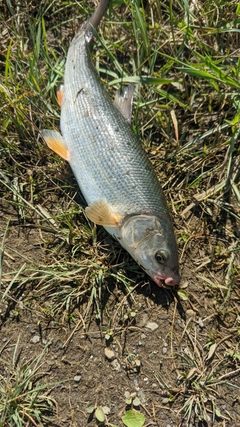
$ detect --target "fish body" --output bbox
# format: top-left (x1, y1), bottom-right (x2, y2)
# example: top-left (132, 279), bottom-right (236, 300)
top-left (43, 1), bottom-right (180, 286)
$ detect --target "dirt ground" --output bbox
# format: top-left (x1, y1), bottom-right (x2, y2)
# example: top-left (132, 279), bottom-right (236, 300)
top-left (0, 194), bottom-right (239, 427)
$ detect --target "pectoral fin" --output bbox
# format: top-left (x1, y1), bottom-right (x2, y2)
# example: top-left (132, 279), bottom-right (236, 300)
top-left (85, 199), bottom-right (123, 227)
top-left (114, 84), bottom-right (134, 123)
top-left (42, 129), bottom-right (70, 161)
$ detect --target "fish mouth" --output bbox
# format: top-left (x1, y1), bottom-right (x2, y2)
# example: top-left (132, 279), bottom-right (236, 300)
top-left (153, 274), bottom-right (179, 287)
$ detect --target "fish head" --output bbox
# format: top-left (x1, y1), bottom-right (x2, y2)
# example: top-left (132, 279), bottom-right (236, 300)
top-left (120, 214), bottom-right (180, 287)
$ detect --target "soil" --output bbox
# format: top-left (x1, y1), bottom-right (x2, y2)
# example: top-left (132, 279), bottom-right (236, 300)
top-left (0, 198), bottom-right (239, 427)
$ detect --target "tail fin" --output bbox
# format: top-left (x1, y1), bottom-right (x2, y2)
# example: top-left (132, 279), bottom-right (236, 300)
top-left (86, 0), bottom-right (110, 32)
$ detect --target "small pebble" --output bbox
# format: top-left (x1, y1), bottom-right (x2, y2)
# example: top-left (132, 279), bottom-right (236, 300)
top-left (133, 397), bottom-right (140, 406)
top-left (162, 347), bottom-right (168, 355)
top-left (145, 321), bottom-right (158, 331)
top-left (102, 406), bottom-right (110, 415)
top-left (186, 309), bottom-right (195, 317)
top-left (73, 375), bottom-right (81, 383)
top-left (104, 348), bottom-right (115, 361)
top-left (111, 359), bottom-right (121, 372)
top-left (30, 335), bottom-right (40, 344)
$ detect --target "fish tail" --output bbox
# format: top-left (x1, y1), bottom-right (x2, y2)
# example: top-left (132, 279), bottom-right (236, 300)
top-left (86, 0), bottom-right (110, 32)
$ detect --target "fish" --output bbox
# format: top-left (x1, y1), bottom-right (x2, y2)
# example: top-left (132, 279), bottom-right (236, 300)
top-left (42, 0), bottom-right (180, 287)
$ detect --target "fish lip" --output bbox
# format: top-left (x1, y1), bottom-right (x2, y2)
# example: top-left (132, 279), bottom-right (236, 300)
top-left (153, 274), bottom-right (179, 287)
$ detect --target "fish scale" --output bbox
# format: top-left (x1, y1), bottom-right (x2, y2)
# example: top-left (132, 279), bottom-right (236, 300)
top-left (42, 1), bottom-right (180, 286)
top-left (61, 30), bottom-right (168, 217)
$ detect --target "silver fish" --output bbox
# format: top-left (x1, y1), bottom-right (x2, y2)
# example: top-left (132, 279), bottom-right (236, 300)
top-left (42, 0), bottom-right (180, 287)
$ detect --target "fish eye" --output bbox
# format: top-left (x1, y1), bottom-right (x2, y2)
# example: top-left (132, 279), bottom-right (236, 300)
top-left (155, 250), bottom-right (168, 264)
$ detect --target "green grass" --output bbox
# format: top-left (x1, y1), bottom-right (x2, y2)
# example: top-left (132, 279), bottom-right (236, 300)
top-left (0, 337), bottom-right (58, 427)
top-left (0, 0), bottom-right (239, 426)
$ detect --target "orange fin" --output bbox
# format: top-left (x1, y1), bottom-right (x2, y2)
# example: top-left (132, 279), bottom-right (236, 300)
top-left (42, 129), bottom-right (69, 161)
top-left (85, 199), bottom-right (122, 227)
top-left (57, 85), bottom-right (64, 107)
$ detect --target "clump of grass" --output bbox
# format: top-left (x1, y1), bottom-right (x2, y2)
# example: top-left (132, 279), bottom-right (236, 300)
top-left (176, 349), bottom-right (240, 424)
top-left (155, 329), bottom-right (240, 425)
top-left (0, 337), bottom-right (58, 427)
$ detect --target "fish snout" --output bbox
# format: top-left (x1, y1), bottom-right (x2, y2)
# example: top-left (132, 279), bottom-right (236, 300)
top-left (165, 275), bottom-right (180, 286)
top-left (153, 273), bottom-right (180, 287)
